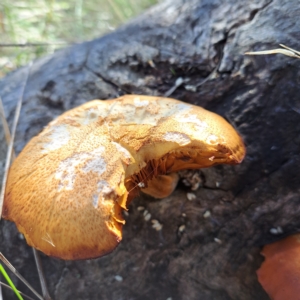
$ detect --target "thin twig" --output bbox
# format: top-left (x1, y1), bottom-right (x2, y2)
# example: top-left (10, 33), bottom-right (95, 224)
top-left (245, 44), bottom-right (300, 59)
top-left (0, 62), bottom-right (32, 219)
top-left (0, 253), bottom-right (43, 300)
top-left (0, 282), bottom-right (35, 300)
top-left (32, 249), bottom-right (52, 300)
top-left (0, 42), bottom-right (67, 48)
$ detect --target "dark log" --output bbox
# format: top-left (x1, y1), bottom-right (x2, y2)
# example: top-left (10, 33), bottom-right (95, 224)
top-left (1, 0), bottom-right (300, 299)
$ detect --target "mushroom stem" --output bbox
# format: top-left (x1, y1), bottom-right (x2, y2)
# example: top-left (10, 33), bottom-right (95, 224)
top-left (141, 173), bottom-right (180, 199)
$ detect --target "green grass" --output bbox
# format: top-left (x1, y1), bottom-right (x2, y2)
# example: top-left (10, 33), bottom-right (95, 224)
top-left (0, 264), bottom-right (24, 300)
top-left (0, 0), bottom-right (159, 77)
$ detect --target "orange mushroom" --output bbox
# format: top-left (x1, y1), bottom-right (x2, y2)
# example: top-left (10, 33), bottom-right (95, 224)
top-left (3, 95), bottom-right (246, 260)
top-left (257, 234), bottom-right (300, 300)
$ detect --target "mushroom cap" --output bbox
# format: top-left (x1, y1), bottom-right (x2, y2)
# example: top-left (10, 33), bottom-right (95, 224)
top-left (257, 234), bottom-right (300, 300)
top-left (3, 95), bottom-right (245, 260)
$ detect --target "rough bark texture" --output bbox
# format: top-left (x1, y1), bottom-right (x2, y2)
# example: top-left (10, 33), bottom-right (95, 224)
top-left (1, 0), bottom-right (300, 299)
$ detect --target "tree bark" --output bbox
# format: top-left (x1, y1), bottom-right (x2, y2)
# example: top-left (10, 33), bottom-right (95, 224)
top-left (1, 0), bottom-right (300, 299)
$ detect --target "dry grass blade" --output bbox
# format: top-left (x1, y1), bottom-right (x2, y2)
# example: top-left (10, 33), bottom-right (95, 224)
top-left (32, 249), bottom-right (52, 300)
top-left (0, 282), bottom-right (35, 300)
top-left (245, 44), bottom-right (300, 59)
top-left (0, 253), bottom-right (43, 300)
top-left (0, 97), bottom-right (16, 160)
top-left (0, 62), bottom-right (32, 220)
top-left (280, 44), bottom-right (300, 56)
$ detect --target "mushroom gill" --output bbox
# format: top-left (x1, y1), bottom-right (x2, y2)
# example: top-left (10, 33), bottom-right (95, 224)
top-left (3, 95), bottom-right (246, 260)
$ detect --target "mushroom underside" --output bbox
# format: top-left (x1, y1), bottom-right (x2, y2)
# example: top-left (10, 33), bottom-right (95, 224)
top-left (126, 145), bottom-right (240, 200)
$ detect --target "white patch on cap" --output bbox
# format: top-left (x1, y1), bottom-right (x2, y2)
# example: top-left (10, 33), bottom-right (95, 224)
top-left (56, 154), bottom-right (87, 191)
top-left (176, 103), bottom-right (192, 111)
top-left (97, 180), bottom-right (113, 194)
top-left (75, 103), bottom-right (113, 125)
top-left (206, 134), bottom-right (219, 145)
top-left (174, 114), bottom-right (208, 130)
top-left (107, 100), bottom-right (192, 126)
top-left (161, 103), bottom-right (192, 119)
top-left (112, 142), bottom-right (132, 160)
top-left (92, 195), bottom-right (99, 208)
top-left (82, 147), bottom-right (106, 174)
top-left (81, 108), bottom-right (100, 125)
top-left (163, 132), bottom-right (191, 146)
top-left (93, 180), bottom-right (114, 208)
top-left (55, 147), bottom-right (106, 191)
top-left (134, 97), bottom-right (149, 107)
top-left (41, 124), bottom-right (70, 153)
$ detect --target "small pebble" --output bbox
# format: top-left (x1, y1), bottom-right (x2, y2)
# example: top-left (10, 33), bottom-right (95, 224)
top-left (191, 181), bottom-right (201, 191)
top-left (186, 192), bottom-right (196, 201)
top-left (151, 219), bottom-right (163, 231)
top-left (137, 206), bottom-right (145, 211)
top-left (214, 238), bottom-right (222, 244)
top-left (18, 233), bottom-right (24, 240)
top-left (169, 57), bottom-right (175, 64)
top-left (144, 212), bottom-right (151, 221)
top-left (270, 226), bottom-right (283, 235)
top-left (203, 210), bottom-right (211, 218)
top-left (148, 60), bottom-right (156, 68)
top-left (269, 228), bottom-right (278, 235)
top-left (277, 226), bottom-right (283, 234)
top-left (184, 84), bottom-right (197, 92)
top-left (114, 275), bottom-right (123, 282)
top-left (178, 225), bottom-right (186, 233)
top-left (180, 170), bottom-right (202, 191)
